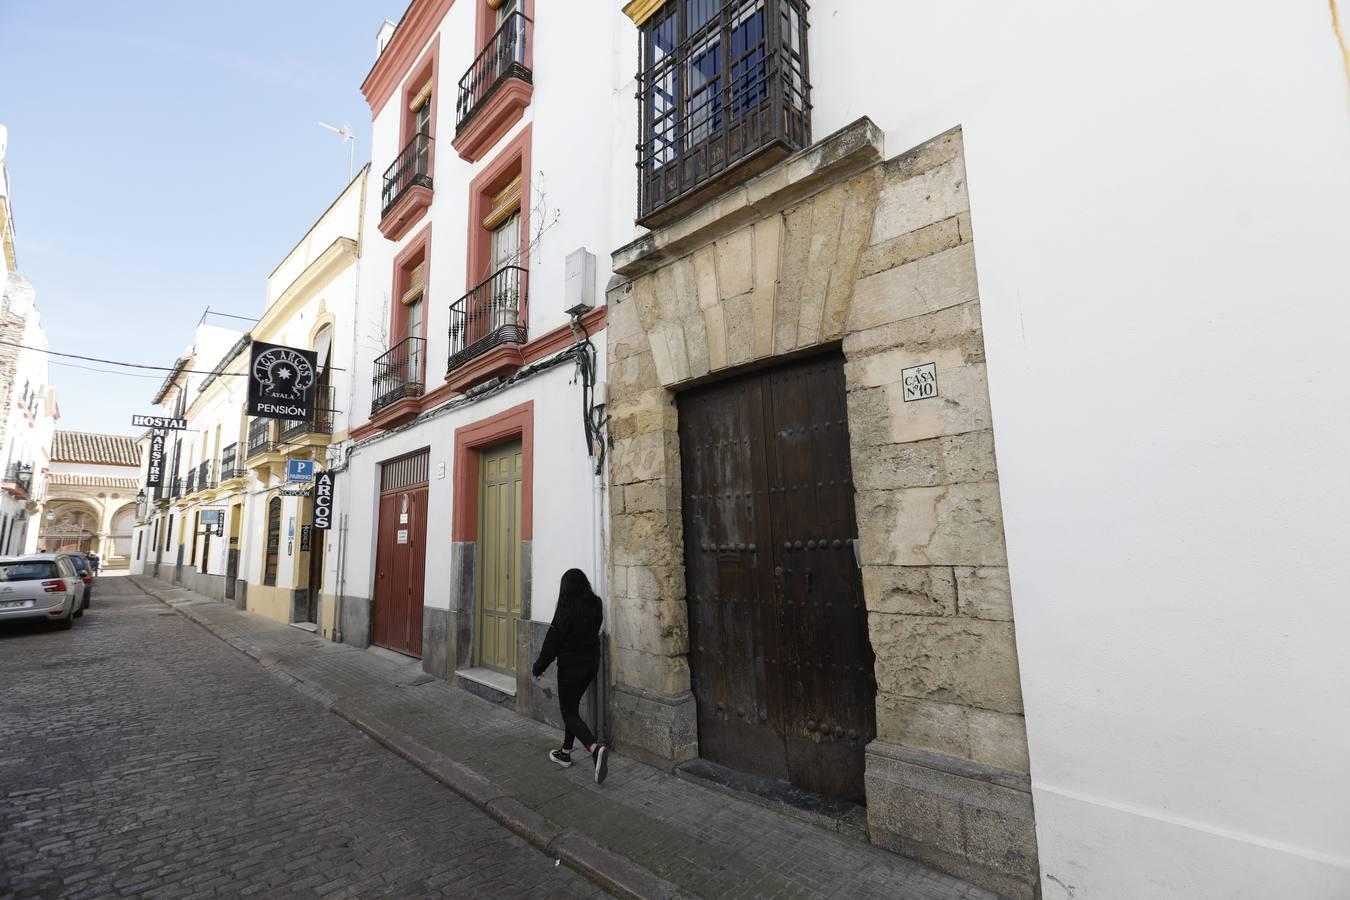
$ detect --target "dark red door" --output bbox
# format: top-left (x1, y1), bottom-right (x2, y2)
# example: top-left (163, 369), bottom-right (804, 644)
top-left (372, 451), bottom-right (429, 657)
top-left (679, 352), bottom-right (875, 802)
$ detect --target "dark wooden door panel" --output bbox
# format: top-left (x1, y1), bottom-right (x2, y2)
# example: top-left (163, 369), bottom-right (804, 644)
top-left (373, 455), bottom-right (428, 658)
top-left (765, 357), bottom-right (874, 802)
top-left (679, 352), bottom-right (874, 803)
top-left (680, 374), bottom-right (788, 780)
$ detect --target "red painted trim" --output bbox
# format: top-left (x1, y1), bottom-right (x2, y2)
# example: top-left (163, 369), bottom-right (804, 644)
top-left (451, 401), bottom-right (533, 542)
top-left (450, 80), bottom-right (533, 163)
top-left (465, 125), bottom-right (532, 291)
top-left (351, 422), bottom-right (380, 441)
top-left (445, 344), bottom-right (525, 394)
top-left (361, 0), bottom-right (455, 118)
top-left (400, 35), bottom-right (440, 157)
top-left (377, 184), bottom-right (433, 241)
top-left (369, 395), bottom-right (422, 432)
top-left (390, 222), bottom-right (433, 345)
top-left (521, 306), bottom-right (608, 364)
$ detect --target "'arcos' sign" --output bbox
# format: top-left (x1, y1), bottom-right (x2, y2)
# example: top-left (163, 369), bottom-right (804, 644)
top-left (312, 471), bottom-right (334, 531)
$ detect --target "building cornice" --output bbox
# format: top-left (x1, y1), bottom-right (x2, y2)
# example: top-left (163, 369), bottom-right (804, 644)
top-left (255, 237), bottom-right (358, 343)
top-left (360, 0), bottom-right (455, 117)
top-left (622, 0), bottom-right (664, 27)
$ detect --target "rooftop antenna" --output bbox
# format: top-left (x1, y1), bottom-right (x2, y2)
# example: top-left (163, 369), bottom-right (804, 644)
top-left (319, 122), bottom-right (356, 180)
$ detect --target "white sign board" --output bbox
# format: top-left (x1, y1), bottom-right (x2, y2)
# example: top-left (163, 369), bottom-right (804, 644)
top-left (396, 529), bottom-right (409, 544)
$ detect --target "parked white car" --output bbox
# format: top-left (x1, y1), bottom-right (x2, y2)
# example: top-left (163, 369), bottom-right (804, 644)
top-left (0, 554), bottom-right (83, 630)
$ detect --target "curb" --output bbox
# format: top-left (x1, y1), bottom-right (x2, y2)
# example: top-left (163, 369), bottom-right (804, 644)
top-left (129, 575), bottom-right (685, 900)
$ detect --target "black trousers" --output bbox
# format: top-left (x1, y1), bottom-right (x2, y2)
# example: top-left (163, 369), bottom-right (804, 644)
top-left (558, 663), bottom-right (598, 752)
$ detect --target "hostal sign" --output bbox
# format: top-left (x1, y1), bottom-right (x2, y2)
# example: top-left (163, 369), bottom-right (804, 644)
top-left (247, 340), bottom-right (318, 421)
top-left (145, 429), bottom-right (167, 488)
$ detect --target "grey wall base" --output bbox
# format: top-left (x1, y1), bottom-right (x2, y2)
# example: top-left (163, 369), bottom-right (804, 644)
top-left (173, 564), bottom-right (197, 588)
top-left (231, 580), bottom-right (247, 611)
top-left (864, 741), bottom-right (1040, 900)
top-left (192, 572), bottom-right (226, 602)
top-left (522, 620), bottom-right (609, 743)
top-left (610, 683), bottom-right (698, 771)
top-left (339, 595), bottom-right (370, 648)
top-left (422, 607), bottom-right (450, 679)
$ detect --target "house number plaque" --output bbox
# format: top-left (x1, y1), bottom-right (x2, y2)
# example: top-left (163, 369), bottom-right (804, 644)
top-left (902, 363), bottom-right (938, 401)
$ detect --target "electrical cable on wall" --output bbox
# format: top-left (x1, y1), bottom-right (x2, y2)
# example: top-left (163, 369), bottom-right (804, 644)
top-left (568, 313), bottom-right (608, 476)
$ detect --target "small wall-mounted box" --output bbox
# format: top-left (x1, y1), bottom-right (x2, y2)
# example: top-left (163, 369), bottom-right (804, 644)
top-left (564, 247), bottom-right (596, 316)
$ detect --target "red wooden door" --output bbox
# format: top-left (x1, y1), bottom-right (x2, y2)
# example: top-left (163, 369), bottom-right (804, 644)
top-left (372, 451), bottom-right (429, 657)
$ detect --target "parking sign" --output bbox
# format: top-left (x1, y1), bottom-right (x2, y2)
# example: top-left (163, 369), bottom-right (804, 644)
top-left (286, 459), bottom-right (316, 483)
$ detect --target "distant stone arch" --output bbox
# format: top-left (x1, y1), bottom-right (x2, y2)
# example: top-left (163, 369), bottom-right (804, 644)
top-left (38, 500), bottom-right (102, 554)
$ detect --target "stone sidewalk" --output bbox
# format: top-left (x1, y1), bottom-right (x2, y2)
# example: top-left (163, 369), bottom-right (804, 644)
top-left (128, 574), bottom-right (996, 900)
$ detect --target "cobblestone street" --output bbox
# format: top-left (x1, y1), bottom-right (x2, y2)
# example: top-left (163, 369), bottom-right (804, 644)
top-left (0, 574), bottom-right (605, 899)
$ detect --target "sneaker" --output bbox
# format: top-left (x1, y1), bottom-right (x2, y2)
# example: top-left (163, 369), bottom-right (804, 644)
top-left (593, 745), bottom-right (609, 785)
top-left (549, 749), bottom-right (573, 768)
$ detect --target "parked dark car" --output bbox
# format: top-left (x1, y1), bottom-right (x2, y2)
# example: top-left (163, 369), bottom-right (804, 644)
top-left (57, 552), bottom-right (93, 611)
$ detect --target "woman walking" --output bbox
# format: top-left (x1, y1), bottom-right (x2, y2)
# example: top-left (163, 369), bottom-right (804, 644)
top-left (532, 568), bottom-right (609, 784)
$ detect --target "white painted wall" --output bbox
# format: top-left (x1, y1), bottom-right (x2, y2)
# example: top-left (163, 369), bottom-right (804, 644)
top-left (774, 2), bottom-right (1350, 896)
top-left (345, 0), bottom-right (619, 632)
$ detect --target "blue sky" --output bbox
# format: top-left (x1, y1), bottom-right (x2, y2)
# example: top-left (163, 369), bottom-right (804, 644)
top-left (0, 1), bottom-right (394, 434)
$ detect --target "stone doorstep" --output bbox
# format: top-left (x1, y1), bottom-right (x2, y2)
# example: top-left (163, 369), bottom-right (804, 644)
top-left (674, 758), bottom-right (870, 844)
top-left (455, 665), bottom-right (517, 698)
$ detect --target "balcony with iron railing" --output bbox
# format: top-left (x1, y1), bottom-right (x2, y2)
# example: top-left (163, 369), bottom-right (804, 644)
top-left (379, 133), bottom-right (434, 240)
top-left (635, 0), bottom-right (811, 226)
top-left (452, 11), bottom-right (533, 161)
top-left (279, 386), bottom-right (337, 444)
top-left (194, 460), bottom-right (215, 493)
top-left (446, 265), bottom-right (528, 392)
top-left (2, 462), bottom-right (32, 498)
top-left (369, 336), bottom-right (426, 428)
top-left (219, 443), bottom-right (247, 483)
top-left (183, 469), bottom-right (196, 496)
top-left (246, 418), bottom-right (277, 460)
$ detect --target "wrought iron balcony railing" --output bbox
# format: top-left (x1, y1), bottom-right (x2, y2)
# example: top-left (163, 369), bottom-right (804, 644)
top-left (246, 418), bottom-right (276, 459)
top-left (279, 387), bottom-right (337, 443)
top-left (371, 336), bottom-right (426, 415)
top-left (456, 11), bottom-right (532, 133)
top-left (219, 444), bottom-right (246, 481)
top-left (3, 462), bottom-right (32, 492)
top-left (447, 265), bottom-right (528, 372)
top-left (636, 0), bottom-right (811, 225)
top-left (381, 132), bottom-right (433, 216)
top-left (196, 460), bottom-right (215, 492)
top-left (183, 470), bottom-right (196, 495)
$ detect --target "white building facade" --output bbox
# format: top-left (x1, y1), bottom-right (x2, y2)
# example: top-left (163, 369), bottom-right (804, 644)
top-left (596, 1), bottom-right (1350, 899)
top-left (335, 0), bottom-right (614, 730)
top-left (0, 125), bottom-right (59, 558)
top-left (131, 171), bottom-right (367, 639)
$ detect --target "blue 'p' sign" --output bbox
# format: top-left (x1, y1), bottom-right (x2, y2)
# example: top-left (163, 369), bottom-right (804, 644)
top-left (286, 459), bottom-right (316, 483)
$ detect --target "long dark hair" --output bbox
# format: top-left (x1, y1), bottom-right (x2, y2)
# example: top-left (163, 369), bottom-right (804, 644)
top-left (559, 568), bottom-right (600, 610)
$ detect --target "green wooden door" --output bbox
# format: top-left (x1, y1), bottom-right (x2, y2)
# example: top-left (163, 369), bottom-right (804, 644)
top-left (477, 441), bottom-right (522, 674)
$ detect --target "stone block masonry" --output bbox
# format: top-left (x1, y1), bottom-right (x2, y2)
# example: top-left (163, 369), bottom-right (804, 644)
top-left (607, 119), bottom-right (1038, 899)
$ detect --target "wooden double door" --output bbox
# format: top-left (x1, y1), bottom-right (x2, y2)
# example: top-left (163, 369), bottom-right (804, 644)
top-left (373, 451), bottom-right (429, 657)
top-left (679, 352), bottom-right (876, 803)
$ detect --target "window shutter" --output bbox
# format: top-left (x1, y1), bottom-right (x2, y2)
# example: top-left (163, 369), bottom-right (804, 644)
top-left (409, 80), bottom-right (433, 113)
top-left (400, 262), bottom-right (426, 306)
top-left (482, 174), bottom-right (523, 230)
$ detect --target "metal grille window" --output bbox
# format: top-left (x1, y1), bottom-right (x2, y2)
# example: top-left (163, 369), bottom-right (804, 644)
top-left (381, 449), bottom-right (430, 493)
top-left (637, 0), bottom-right (810, 225)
